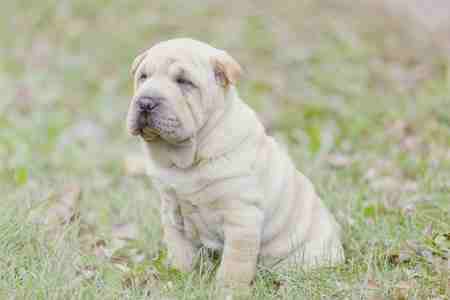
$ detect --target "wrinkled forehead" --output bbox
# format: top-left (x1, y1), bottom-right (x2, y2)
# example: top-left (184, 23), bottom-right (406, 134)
top-left (140, 39), bottom-right (219, 75)
top-left (142, 53), bottom-right (196, 74)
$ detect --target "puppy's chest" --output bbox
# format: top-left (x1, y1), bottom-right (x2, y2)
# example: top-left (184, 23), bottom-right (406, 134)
top-left (177, 193), bottom-right (225, 248)
top-left (153, 159), bottom-right (252, 248)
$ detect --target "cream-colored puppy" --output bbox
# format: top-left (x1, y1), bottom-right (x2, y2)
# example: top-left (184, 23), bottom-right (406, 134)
top-left (126, 38), bottom-right (344, 287)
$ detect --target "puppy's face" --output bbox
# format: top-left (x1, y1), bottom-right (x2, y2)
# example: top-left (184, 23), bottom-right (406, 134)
top-left (126, 39), bottom-right (242, 144)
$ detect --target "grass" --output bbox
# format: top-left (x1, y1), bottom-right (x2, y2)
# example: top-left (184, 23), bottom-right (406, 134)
top-left (1, 0), bottom-right (449, 299)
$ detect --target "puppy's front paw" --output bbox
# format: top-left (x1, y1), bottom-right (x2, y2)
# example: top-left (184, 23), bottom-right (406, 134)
top-left (216, 264), bottom-right (252, 290)
top-left (167, 241), bottom-right (196, 272)
top-left (214, 273), bottom-right (252, 300)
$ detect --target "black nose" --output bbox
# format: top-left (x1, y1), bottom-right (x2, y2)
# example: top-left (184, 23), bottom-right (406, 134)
top-left (138, 97), bottom-right (159, 112)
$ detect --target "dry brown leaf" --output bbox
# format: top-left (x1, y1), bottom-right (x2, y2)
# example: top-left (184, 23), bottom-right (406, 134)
top-left (27, 185), bottom-right (82, 235)
top-left (92, 240), bottom-right (108, 259)
top-left (45, 185), bottom-right (81, 226)
top-left (387, 249), bottom-right (413, 265)
top-left (365, 278), bottom-right (383, 300)
top-left (78, 223), bottom-right (98, 253)
top-left (367, 278), bottom-right (380, 289)
top-left (274, 279), bottom-right (288, 294)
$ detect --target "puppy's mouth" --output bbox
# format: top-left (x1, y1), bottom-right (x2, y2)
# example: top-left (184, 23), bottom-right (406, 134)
top-left (136, 112), bottom-right (160, 142)
top-left (134, 110), bottom-right (186, 144)
top-left (128, 98), bottom-right (189, 144)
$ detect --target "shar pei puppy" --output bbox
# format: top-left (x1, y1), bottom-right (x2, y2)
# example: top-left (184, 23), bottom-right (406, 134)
top-left (126, 38), bottom-right (344, 288)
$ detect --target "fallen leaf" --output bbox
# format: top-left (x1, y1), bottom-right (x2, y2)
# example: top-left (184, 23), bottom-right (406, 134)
top-left (45, 185), bottom-right (81, 226)
top-left (387, 249), bottom-right (413, 265)
top-left (367, 278), bottom-right (379, 289)
top-left (92, 240), bottom-right (108, 259)
top-left (365, 278), bottom-right (383, 300)
top-left (27, 185), bottom-right (82, 229)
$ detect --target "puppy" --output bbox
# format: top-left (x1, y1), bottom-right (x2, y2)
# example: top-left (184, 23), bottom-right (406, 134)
top-left (126, 38), bottom-right (344, 287)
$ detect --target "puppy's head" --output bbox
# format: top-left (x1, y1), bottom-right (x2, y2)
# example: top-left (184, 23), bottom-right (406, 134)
top-left (126, 38), bottom-right (242, 144)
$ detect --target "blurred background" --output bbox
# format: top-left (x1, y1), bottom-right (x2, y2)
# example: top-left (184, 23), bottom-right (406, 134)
top-left (0, 1), bottom-right (449, 299)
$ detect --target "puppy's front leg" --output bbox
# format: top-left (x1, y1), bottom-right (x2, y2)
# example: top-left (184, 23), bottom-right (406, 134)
top-left (160, 192), bottom-right (196, 272)
top-left (217, 203), bottom-right (263, 288)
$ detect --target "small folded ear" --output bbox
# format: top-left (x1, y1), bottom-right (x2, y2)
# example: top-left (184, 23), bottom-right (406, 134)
top-left (211, 50), bottom-right (242, 87)
top-left (130, 50), bottom-right (148, 76)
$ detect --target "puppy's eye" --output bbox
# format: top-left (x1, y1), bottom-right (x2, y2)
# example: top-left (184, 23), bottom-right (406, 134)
top-left (175, 76), bottom-right (194, 87)
top-left (138, 73), bottom-right (148, 82)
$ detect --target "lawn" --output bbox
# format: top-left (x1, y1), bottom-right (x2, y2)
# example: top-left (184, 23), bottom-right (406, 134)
top-left (0, 1), bottom-right (449, 299)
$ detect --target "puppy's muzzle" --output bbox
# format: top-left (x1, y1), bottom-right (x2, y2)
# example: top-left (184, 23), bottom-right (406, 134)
top-left (136, 96), bottom-right (162, 131)
top-left (137, 96), bottom-right (160, 113)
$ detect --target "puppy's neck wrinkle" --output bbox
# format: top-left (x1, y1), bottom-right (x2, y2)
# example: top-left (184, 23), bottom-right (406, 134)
top-left (195, 88), bottom-right (260, 164)
top-left (144, 88), bottom-right (261, 170)
top-left (196, 90), bottom-right (234, 148)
